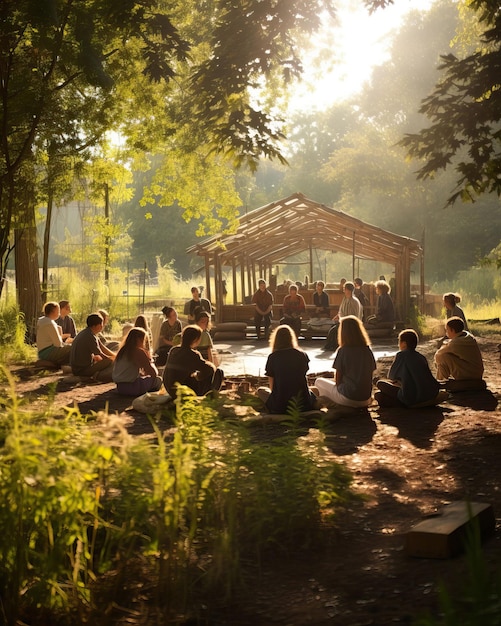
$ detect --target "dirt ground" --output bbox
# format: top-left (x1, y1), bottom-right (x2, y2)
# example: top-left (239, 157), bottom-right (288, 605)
top-left (7, 332), bottom-right (501, 625)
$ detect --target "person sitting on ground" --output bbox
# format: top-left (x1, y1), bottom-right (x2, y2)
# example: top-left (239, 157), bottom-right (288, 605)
top-left (194, 309), bottom-right (218, 364)
top-left (97, 309), bottom-right (120, 353)
top-left (55, 300), bottom-right (77, 342)
top-left (133, 314), bottom-right (153, 355)
top-left (256, 325), bottom-right (317, 414)
top-left (112, 327), bottom-right (162, 396)
top-left (252, 278), bottom-right (274, 340)
top-left (443, 292), bottom-right (468, 331)
top-left (36, 301), bottom-right (72, 366)
top-left (324, 281), bottom-right (363, 351)
top-left (185, 286), bottom-right (212, 323)
top-left (163, 325), bottom-right (224, 399)
top-left (365, 279), bottom-right (395, 328)
top-left (70, 313), bottom-right (115, 382)
top-left (434, 317), bottom-right (484, 387)
top-left (315, 315), bottom-right (376, 409)
top-left (280, 283), bottom-right (306, 338)
top-left (375, 329), bottom-right (447, 408)
top-left (155, 306), bottom-right (182, 367)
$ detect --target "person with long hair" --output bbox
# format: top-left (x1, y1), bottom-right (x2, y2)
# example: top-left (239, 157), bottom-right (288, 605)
top-left (133, 314), bottom-right (153, 355)
top-left (155, 306), bottom-right (182, 366)
top-left (257, 324), bottom-right (317, 414)
top-left (113, 327), bottom-right (162, 396)
top-left (315, 315), bottom-right (376, 408)
top-left (163, 325), bottom-right (224, 399)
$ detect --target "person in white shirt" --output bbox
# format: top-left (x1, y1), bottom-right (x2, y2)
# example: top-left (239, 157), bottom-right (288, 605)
top-left (36, 301), bottom-right (72, 365)
top-left (323, 282), bottom-right (362, 351)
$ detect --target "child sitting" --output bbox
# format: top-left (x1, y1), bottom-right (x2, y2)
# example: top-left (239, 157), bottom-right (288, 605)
top-left (376, 329), bottom-right (447, 408)
top-left (434, 317), bottom-right (485, 391)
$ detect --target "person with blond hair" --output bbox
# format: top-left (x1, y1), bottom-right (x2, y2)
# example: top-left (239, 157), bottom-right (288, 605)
top-left (365, 279), bottom-right (395, 328)
top-left (256, 324), bottom-right (317, 414)
top-left (315, 315), bottom-right (375, 408)
top-left (113, 327), bottom-right (162, 396)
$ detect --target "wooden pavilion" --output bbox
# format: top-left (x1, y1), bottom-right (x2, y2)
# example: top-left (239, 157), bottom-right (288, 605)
top-left (186, 192), bottom-right (424, 324)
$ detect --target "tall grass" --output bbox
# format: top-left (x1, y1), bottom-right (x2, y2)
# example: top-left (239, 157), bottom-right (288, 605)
top-left (0, 373), bottom-right (354, 624)
top-left (0, 305), bottom-right (35, 363)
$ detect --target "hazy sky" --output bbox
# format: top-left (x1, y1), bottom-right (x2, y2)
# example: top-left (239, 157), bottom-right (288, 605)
top-left (290, 0), bottom-right (436, 111)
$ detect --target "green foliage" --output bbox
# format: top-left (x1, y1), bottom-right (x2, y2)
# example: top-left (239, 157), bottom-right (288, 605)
top-left (0, 305), bottom-right (35, 362)
top-left (400, 1), bottom-right (501, 206)
top-left (0, 379), bottom-right (354, 623)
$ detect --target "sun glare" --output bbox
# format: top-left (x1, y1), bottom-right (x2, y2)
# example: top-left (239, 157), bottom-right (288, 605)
top-left (290, 0), bottom-right (436, 111)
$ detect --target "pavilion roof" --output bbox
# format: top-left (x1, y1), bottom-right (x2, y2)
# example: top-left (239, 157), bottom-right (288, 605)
top-left (187, 192), bottom-right (422, 267)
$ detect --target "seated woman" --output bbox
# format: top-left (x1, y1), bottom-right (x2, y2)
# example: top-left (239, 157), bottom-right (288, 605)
top-left (443, 292), bottom-right (468, 331)
top-left (365, 280), bottom-right (395, 329)
top-left (163, 325), bottom-right (224, 399)
top-left (315, 315), bottom-right (376, 408)
top-left (134, 314), bottom-right (153, 355)
top-left (155, 306), bottom-right (182, 366)
top-left (256, 324), bottom-right (317, 414)
top-left (194, 310), bottom-right (218, 364)
top-left (112, 327), bottom-right (163, 396)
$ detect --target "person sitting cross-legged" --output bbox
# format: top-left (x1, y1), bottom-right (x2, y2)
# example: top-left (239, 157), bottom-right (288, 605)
top-left (434, 316), bottom-right (485, 391)
top-left (112, 327), bottom-right (162, 396)
top-left (36, 301), bottom-right (72, 366)
top-left (375, 329), bottom-right (448, 408)
top-left (70, 313), bottom-right (115, 382)
top-left (256, 324), bottom-right (317, 414)
top-left (315, 315), bottom-right (375, 409)
top-left (163, 325), bottom-right (224, 399)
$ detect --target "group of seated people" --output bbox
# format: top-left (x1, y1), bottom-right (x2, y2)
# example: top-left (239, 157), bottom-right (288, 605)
top-left (36, 286), bottom-right (485, 413)
top-left (256, 310), bottom-right (484, 415)
top-left (36, 290), bottom-right (224, 401)
top-left (251, 276), bottom-right (394, 346)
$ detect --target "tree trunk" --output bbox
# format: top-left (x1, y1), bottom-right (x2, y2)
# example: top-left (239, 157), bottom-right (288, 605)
top-left (41, 189), bottom-right (54, 304)
top-left (15, 206), bottom-right (42, 343)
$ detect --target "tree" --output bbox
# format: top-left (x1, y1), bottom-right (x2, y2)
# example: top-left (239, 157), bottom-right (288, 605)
top-left (0, 0), bottom-right (336, 332)
top-left (399, 1), bottom-right (501, 206)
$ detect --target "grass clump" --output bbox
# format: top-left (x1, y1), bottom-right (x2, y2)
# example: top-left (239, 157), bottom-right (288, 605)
top-left (0, 378), bottom-right (354, 624)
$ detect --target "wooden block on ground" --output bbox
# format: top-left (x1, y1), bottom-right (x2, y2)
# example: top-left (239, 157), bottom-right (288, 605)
top-left (405, 501), bottom-right (495, 559)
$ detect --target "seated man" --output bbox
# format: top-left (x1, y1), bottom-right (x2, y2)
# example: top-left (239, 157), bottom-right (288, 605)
top-left (434, 317), bottom-right (484, 388)
top-left (252, 278), bottom-right (274, 340)
top-left (376, 329), bottom-right (447, 408)
top-left (70, 313), bottom-right (115, 382)
top-left (36, 301), bottom-right (72, 366)
top-left (185, 286), bottom-right (212, 323)
top-left (280, 283), bottom-right (305, 338)
top-left (56, 300), bottom-right (77, 342)
top-left (163, 325), bottom-right (224, 399)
